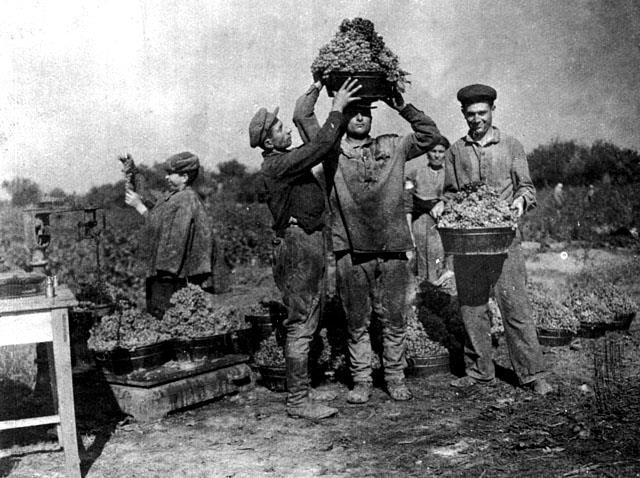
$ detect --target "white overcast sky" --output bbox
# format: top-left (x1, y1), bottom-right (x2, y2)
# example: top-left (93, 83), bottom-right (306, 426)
top-left (0, 0), bottom-right (638, 193)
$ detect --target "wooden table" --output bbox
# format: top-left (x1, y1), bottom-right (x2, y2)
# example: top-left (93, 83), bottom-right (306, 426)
top-left (0, 286), bottom-right (81, 478)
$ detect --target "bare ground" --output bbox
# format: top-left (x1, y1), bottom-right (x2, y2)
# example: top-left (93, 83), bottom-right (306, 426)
top-left (1, 247), bottom-right (640, 478)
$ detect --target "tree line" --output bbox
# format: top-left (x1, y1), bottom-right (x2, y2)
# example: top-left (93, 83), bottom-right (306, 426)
top-left (3, 139), bottom-right (639, 208)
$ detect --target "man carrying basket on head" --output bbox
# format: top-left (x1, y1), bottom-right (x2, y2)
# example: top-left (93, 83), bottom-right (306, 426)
top-left (435, 84), bottom-right (552, 395)
top-left (294, 80), bottom-right (441, 404)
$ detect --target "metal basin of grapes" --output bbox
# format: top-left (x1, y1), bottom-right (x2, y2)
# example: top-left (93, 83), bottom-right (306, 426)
top-left (326, 71), bottom-right (393, 99)
top-left (438, 226), bottom-right (516, 255)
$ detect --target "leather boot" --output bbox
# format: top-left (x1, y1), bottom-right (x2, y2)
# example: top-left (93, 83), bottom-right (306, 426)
top-left (287, 397), bottom-right (338, 420)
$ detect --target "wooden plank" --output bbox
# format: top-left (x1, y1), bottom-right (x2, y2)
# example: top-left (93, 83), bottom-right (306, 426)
top-left (0, 415), bottom-right (60, 431)
top-left (0, 311), bottom-right (52, 346)
top-left (101, 354), bottom-right (250, 388)
top-left (50, 307), bottom-right (81, 478)
top-left (0, 286), bottom-right (77, 314)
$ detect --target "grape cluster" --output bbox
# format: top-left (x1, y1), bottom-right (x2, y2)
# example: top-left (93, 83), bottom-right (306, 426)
top-left (438, 182), bottom-right (518, 229)
top-left (528, 282), bottom-right (579, 332)
top-left (253, 332), bottom-right (285, 367)
top-left (405, 315), bottom-right (447, 358)
top-left (310, 17), bottom-right (409, 91)
top-left (88, 307), bottom-right (170, 352)
top-left (565, 275), bottom-right (637, 324)
top-left (162, 283), bottom-right (246, 338)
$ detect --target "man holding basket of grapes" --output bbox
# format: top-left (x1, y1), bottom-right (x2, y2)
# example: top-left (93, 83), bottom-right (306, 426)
top-left (436, 84), bottom-right (552, 395)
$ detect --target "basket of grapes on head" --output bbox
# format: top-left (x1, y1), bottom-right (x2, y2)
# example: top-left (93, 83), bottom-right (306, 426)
top-left (437, 183), bottom-right (519, 256)
top-left (311, 17), bottom-right (409, 100)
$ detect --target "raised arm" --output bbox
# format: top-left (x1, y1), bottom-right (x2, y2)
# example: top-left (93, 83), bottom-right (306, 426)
top-left (264, 79), bottom-right (361, 181)
top-left (293, 82), bottom-right (322, 144)
top-left (383, 92), bottom-right (440, 161)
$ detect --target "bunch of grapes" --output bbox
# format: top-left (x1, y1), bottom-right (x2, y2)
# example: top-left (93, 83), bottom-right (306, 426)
top-left (87, 307), bottom-right (171, 352)
top-left (253, 332), bottom-right (285, 367)
top-left (405, 315), bottom-right (448, 358)
top-left (311, 17), bottom-right (410, 91)
top-left (438, 182), bottom-right (518, 229)
top-left (162, 283), bottom-right (245, 338)
top-left (564, 276), bottom-right (637, 324)
top-left (529, 283), bottom-right (579, 332)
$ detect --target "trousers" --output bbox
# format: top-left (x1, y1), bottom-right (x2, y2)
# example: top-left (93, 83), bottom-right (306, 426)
top-left (453, 237), bottom-right (546, 384)
top-left (337, 253), bottom-right (409, 384)
top-left (272, 226), bottom-right (325, 405)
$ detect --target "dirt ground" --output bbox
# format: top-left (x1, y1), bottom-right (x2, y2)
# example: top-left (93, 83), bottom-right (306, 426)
top-left (1, 246), bottom-right (640, 478)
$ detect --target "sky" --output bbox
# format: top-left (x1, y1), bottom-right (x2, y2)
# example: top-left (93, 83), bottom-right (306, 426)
top-left (0, 0), bottom-right (639, 194)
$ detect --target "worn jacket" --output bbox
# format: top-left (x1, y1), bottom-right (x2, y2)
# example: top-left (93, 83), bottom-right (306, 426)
top-left (261, 106), bottom-right (345, 234)
top-left (143, 187), bottom-right (214, 278)
top-left (294, 87), bottom-right (440, 253)
top-left (443, 126), bottom-right (536, 210)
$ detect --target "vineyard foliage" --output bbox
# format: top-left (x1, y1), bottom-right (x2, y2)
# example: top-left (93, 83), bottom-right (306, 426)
top-left (1, 142), bottom-right (639, 307)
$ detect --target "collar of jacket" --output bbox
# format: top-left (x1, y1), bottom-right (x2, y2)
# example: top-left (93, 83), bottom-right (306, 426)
top-left (262, 149), bottom-right (285, 158)
top-left (340, 135), bottom-right (374, 159)
top-left (162, 189), bottom-right (182, 202)
top-left (464, 126), bottom-right (501, 147)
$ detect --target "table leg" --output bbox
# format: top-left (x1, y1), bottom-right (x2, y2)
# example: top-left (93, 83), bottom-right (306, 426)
top-left (45, 343), bottom-right (62, 440)
top-left (51, 308), bottom-right (81, 478)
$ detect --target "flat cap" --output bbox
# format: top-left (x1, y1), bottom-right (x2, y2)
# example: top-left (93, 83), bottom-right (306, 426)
top-left (456, 84), bottom-right (497, 105)
top-left (164, 151), bottom-right (200, 174)
top-left (249, 107), bottom-right (279, 148)
top-left (344, 100), bottom-right (377, 115)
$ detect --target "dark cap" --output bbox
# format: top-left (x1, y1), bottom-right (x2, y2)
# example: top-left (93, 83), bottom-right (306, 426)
top-left (249, 107), bottom-right (280, 148)
top-left (344, 100), bottom-right (377, 116)
top-left (456, 84), bottom-right (497, 106)
top-left (430, 134), bottom-right (450, 150)
top-left (164, 152), bottom-right (200, 174)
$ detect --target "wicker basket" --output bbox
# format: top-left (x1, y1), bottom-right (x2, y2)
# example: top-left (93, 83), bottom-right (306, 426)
top-left (438, 226), bottom-right (516, 256)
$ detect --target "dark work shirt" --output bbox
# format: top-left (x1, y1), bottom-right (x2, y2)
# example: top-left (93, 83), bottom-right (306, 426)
top-left (261, 110), bottom-right (345, 234)
top-left (444, 126), bottom-right (536, 210)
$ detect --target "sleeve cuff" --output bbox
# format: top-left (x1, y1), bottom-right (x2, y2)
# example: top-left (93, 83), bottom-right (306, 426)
top-left (326, 110), bottom-right (344, 127)
top-left (399, 103), bottom-right (420, 119)
top-left (305, 84), bottom-right (321, 97)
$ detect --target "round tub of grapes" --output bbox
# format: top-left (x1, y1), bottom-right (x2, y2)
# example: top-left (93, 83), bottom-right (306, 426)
top-left (326, 71), bottom-right (393, 99)
top-left (438, 226), bottom-right (516, 256)
top-left (437, 183), bottom-right (519, 255)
